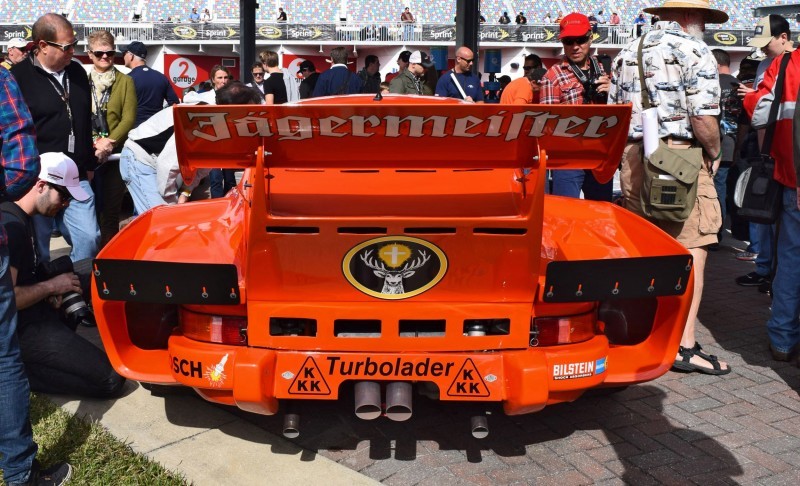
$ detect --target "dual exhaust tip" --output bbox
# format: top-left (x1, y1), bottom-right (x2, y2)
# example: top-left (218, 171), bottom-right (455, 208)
top-left (281, 381), bottom-right (489, 438)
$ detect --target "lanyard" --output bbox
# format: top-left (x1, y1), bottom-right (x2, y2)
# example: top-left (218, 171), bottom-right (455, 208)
top-left (89, 76), bottom-right (112, 116)
top-left (45, 73), bottom-right (73, 135)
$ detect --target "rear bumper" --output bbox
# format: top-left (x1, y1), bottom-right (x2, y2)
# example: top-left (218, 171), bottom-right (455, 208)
top-left (166, 334), bottom-right (619, 415)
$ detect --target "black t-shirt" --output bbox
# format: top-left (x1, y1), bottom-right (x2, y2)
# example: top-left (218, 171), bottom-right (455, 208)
top-left (0, 202), bottom-right (48, 327)
top-left (264, 72), bottom-right (288, 104)
top-left (718, 73), bottom-right (742, 162)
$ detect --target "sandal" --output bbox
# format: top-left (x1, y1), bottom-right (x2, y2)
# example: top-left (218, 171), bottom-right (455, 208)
top-left (672, 342), bottom-right (732, 375)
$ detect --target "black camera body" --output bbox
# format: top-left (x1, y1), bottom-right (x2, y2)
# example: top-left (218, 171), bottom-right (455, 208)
top-left (91, 109), bottom-right (110, 137)
top-left (36, 255), bottom-right (95, 329)
top-left (584, 77), bottom-right (608, 104)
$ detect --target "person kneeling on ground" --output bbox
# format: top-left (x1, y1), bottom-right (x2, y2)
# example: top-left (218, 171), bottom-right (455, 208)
top-left (0, 152), bottom-right (125, 398)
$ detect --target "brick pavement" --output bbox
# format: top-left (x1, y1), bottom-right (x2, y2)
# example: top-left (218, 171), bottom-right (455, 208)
top-left (230, 232), bottom-right (800, 485)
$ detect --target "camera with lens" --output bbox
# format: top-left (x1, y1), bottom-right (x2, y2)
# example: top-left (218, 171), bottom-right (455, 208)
top-left (36, 255), bottom-right (96, 329)
top-left (584, 76), bottom-right (608, 104)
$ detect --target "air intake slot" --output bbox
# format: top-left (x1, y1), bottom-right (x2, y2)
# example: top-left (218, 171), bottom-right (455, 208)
top-left (269, 317), bottom-right (317, 336)
top-left (404, 227), bottom-right (456, 234)
top-left (473, 228), bottom-right (527, 235)
top-left (266, 226), bottom-right (319, 234)
top-left (399, 319), bottom-right (446, 337)
top-left (338, 227), bottom-right (388, 234)
top-left (464, 319), bottom-right (511, 336)
top-left (334, 319), bottom-right (381, 337)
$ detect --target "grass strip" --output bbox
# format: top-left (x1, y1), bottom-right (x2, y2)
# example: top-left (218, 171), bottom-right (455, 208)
top-left (1, 393), bottom-right (188, 485)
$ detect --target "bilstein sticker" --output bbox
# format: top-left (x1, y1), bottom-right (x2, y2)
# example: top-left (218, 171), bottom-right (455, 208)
top-left (343, 236), bottom-right (447, 300)
top-left (553, 357), bottom-right (607, 380)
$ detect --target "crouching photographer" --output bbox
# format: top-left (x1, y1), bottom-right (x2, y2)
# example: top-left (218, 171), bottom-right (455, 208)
top-left (0, 152), bottom-right (124, 398)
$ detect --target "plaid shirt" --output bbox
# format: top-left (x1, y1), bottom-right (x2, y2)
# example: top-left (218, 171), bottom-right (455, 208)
top-left (0, 67), bottom-right (40, 247)
top-left (539, 57), bottom-right (607, 105)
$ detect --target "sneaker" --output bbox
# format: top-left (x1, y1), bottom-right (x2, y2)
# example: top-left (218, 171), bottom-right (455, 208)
top-left (735, 272), bottom-right (770, 287)
top-left (758, 280), bottom-right (772, 294)
top-left (736, 251), bottom-right (758, 261)
top-left (8, 462), bottom-right (73, 486)
top-left (770, 344), bottom-right (796, 362)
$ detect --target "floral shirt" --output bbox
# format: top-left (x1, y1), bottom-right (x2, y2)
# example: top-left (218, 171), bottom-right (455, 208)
top-left (608, 21), bottom-right (720, 140)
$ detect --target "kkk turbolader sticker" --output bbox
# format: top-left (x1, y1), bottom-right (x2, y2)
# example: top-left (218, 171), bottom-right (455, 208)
top-left (343, 236), bottom-right (447, 300)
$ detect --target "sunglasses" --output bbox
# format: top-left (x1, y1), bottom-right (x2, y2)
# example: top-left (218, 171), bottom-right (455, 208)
top-left (458, 57), bottom-right (474, 63)
top-left (562, 35), bottom-right (592, 46)
top-left (251, 72), bottom-right (265, 76)
top-left (44, 40), bottom-right (79, 52)
top-left (523, 66), bottom-right (535, 71)
top-left (47, 183), bottom-right (73, 202)
top-left (91, 50), bottom-right (116, 58)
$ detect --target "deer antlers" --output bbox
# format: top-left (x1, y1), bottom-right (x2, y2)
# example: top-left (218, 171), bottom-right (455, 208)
top-left (361, 250), bottom-right (388, 272)
top-left (400, 250), bottom-right (430, 273)
top-left (360, 249), bottom-right (430, 273)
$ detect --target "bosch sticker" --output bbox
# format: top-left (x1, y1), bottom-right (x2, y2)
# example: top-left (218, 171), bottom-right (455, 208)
top-left (342, 236), bottom-right (447, 300)
top-left (553, 358), bottom-right (607, 380)
top-left (204, 354), bottom-right (229, 387)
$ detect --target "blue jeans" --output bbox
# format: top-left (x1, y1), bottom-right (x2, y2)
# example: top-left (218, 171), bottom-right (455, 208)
top-left (120, 147), bottom-right (168, 214)
top-left (209, 169), bottom-right (236, 198)
top-left (751, 222), bottom-right (774, 277)
top-left (33, 179), bottom-right (100, 262)
top-left (713, 165), bottom-right (729, 225)
top-left (766, 187), bottom-right (800, 354)
top-left (551, 169), bottom-right (613, 201)
top-left (0, 246), bottom-right (37, 483)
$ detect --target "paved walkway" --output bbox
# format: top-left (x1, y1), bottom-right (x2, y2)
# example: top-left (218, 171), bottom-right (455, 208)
top-left (48, 232), bottom-right (800, 484)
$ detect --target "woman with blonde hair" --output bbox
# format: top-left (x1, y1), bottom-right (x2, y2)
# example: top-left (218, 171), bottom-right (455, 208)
top-left (86, 29), bottom-right (137, 247)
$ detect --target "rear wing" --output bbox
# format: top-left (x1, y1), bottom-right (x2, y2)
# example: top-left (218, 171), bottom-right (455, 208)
top-left (173, 103), bottom-right (631, 184)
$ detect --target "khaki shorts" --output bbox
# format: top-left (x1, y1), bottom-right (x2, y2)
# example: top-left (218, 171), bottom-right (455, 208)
top-left (620, 142), bottom-right (721, 249)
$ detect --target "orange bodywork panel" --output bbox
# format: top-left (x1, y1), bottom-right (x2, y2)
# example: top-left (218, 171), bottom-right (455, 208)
top-left (92, 97), bottom-right (693, 417)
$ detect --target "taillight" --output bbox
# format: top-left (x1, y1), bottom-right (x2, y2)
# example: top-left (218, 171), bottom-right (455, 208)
top-left (530, 312), bottom-right (597, 346)
top-left (180, 308), bottom-right (248, 345)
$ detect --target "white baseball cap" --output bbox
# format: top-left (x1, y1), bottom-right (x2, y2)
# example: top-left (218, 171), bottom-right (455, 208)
top-left (7, 38), bottom-right (32, 50)
top-left (39, 152), bottom-right (89, 201)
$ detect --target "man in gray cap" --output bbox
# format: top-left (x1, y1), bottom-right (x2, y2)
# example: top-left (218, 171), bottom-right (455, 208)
top-left (122, 40), bottom-right (179, 127)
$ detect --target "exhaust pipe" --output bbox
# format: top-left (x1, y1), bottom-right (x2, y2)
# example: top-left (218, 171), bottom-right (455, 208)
top-left (470, 415), bottom-right (489, 439)
top-left (354, 381), bottom-right (382, 420)
top-left (385, 382), bottom-right (413, 421)
top-left (282, 413), bottom-right (300, 438)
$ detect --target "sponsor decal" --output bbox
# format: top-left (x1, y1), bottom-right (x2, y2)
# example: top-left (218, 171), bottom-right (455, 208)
top-left (173, 25), bottom-right (198, 40)
top-left (168, 57), bottom-right (198, 88)
top-left (172, 356), bottom-right (203, 378)
top-left (479, 28), bottom-right (509, 41)
top-left (287, 27), bottom-right (323, 40)
top-left (258, 25), bottom-right (283, 39)
top-left (186, 111), bottom-right (620, 143)
top-left (288, 356), bottom-right (331, 395)
top-left (427, 27), bottom-right (455, 40)
top-left (713, 32), bottom-right (737, 45)
top-left (325, 356), bottom-right (456, 378)
top-left (343, 236), bottom-right (447, 300)
top-left (553, 357), bottom-right (607, 380)
top-left (446, 358), bottom-right (490, 397)
top-left (204, 354), bottom-right (229, 387)
top-left (522, 29), bottom-right (556, 42)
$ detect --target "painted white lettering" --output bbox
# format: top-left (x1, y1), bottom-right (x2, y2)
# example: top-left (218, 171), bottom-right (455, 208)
top-left (319, 116), bottom-right (349, 137)
top-left (552, 116), bottom-right (586, 138)
top-left (188, 112), bottom-right (230, 142)
top-left (584, 116), bottom-right (618, 138)
top-left (453, 116), bottom-right (484, 138)
top-left (276, 116), bottom-right (313, 141)
top-left (233, 113), bottom-right (273, 137)
top-left (349, 115), bottom-right (380, 137)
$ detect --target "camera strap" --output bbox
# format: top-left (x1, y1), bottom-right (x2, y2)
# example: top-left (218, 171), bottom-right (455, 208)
top-left (567, 56), bottom-right (601, 101)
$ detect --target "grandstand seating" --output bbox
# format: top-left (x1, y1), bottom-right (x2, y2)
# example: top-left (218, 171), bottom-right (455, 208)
top-left (0, 0), bottom-right (774, 29)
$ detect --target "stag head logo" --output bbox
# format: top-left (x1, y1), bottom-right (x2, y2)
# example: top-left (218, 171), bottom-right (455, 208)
top-left (343, 237), bottom-right (447, 300)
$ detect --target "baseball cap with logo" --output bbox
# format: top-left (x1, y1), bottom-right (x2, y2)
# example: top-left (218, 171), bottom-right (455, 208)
top-left (409, 51), bottom-right (434, 68)
top-left (120, 41), bottom-right (148, 59)
top-left (747, 15), bottom-right (791, 48)
top-left (8, 37), bottom-right (32, 51)
top-left (559, 13), bottom-right (592, 39)
top-left (39, 152), bottom-right (90, 201)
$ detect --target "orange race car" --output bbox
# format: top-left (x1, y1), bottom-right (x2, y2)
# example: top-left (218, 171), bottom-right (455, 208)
top-left (92, 96), bottom-right (694, 438)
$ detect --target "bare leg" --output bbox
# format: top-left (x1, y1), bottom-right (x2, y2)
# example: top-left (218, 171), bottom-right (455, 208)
top-left (676, 247), bottom-right (729, 371)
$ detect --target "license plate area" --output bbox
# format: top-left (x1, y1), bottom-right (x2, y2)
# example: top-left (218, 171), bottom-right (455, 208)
top-left (274, 353), bottom-right (504, 401)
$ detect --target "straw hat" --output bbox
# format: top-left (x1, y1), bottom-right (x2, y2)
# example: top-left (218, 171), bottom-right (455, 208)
top-left (643, 0), bottom-right (728, 25)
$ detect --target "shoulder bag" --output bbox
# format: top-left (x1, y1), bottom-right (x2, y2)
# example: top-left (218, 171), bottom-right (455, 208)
top-left (733, 53), bottom-right (791, 224)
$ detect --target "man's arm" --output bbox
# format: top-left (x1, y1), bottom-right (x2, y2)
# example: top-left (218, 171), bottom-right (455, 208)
top-left (11, 266), bottom-right (81, 310)
top-left (690, 115), bottom-right (722, 172)
top-left (1, 69), bottom-right (39, 201)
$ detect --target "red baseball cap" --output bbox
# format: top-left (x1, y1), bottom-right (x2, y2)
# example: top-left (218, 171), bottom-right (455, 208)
top-left (559, 13), bottom-right (591, 39)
